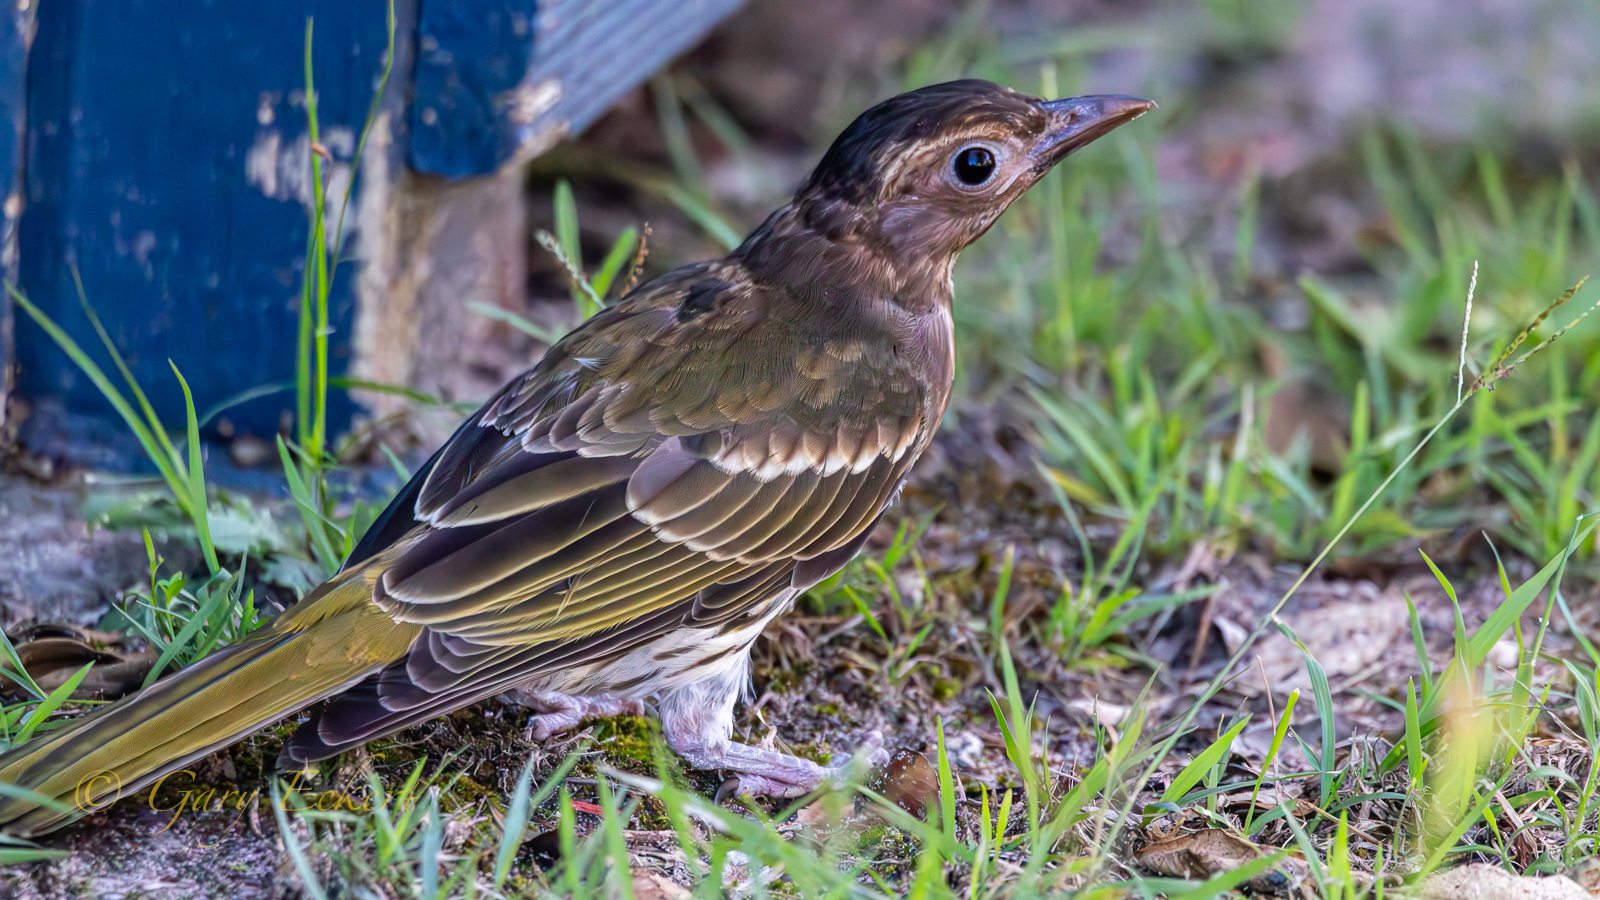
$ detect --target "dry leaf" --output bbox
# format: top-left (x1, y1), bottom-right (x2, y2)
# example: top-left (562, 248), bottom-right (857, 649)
top-left (1218, 787), bottom-right (1289, 811)
top-left (1565, 856), bottom-right (1600, 895)
top-left (1135, 829), bottom-right (1300, 895)
top-left (1262, 375), bottom-right (1348, 472)
top-left (1067, 698), bottom-right (1130, 731)
top-left (632, 870), bottom-right (692, 900)
top-left (1241, 587), bottom-right (1407, 695)
top-left (875, 749), bottom-right (938, 820)
top-left (1, 623), bottom-right (156, 700)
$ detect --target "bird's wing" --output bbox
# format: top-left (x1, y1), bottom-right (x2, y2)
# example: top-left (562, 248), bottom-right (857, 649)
top-left (285, 262), bottom-right (932, 760)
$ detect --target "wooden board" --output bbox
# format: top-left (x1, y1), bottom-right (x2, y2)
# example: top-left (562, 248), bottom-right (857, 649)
top-left (7, 0), bottom-right (745, 451)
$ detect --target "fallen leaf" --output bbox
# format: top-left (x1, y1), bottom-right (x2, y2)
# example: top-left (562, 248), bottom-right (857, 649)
top-left (792, 792), bottom-right (860, 839)
top-left (1262, 374), bottom-right (1348, 472)
top-left (1241, 586), bottom-right (1408, 695)
top-left (874, 749), bottom-right (938, 820)
top-left (0, 623), bottom-right (156, 700)
top-left (1565, 856), bottom-right (1600, 894)
top-left (1218, 787), bottom-right (1289, 810)
top-left (1135, 829), bottom-right (1301, 895)
top-left (1067, 698), bottom-right (1130, 731)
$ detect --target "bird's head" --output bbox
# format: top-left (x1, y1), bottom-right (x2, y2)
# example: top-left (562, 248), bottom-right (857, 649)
top-left (787, 79), bottom-right (1154, 262)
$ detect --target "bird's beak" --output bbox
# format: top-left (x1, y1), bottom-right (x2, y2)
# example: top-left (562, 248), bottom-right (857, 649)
top-left (1033, 94), bottom-right (1156, 167)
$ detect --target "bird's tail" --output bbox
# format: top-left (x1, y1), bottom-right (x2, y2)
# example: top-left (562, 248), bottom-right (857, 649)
top-left (0, 572), bottom-right (415, 836)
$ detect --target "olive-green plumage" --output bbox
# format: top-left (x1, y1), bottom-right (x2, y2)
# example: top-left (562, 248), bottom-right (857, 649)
top-left (0, 568), bottom-right (415, 834)
top-left (0, 80), bottom-right (1151, 835)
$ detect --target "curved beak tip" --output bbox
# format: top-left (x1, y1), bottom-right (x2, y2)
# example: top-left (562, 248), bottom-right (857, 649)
top-left (1036, 94), bottom-right (1157, 160)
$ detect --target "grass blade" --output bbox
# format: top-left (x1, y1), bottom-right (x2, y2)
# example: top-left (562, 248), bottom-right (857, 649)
top-left (272, 779), bottom-right (330, 900)
top-left (7, 285), bottom-right (190, 515)
top-left (1160, 715), bottom-right (1250, 805)
top-left (1276, 620), bottom-right (1338, 806)
top-left (169, 362), bottom-right (220, 575)
top-left (13, 662), bottom-right (93, 744)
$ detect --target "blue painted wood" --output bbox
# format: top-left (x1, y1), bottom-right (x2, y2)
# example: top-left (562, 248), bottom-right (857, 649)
top-left (410, 0), bottom-right (539, 177)
top-left (0, 0), bottom-right (34, 419)
top-left (509, 0), bottom-right (747, 157)
top-left (10, 0), bottom-right (748, 452)
top-left (15, 0), bottom-right (408, 438)
top-left (0, 2), bottom-right (31, 218)
top-left (410, 0), bottom-right (747, 176)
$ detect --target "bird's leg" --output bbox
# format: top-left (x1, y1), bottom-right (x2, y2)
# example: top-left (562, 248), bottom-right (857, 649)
top-left (658, 665), bottom-right (888, 797)
top-left (507, 689), bottom-right (646, 741)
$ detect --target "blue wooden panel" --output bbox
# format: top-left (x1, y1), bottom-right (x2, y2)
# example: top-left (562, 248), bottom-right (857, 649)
top-left (11, 0), bottom-right (750, 453)
top-left (0, 2), bottom-right (27, 200)
top-left (0, 0), bottom-right (33, 414)
top-left (410, 0), bottom-right (539, 177)
top-left (15, 0), bottom-right (407, 437)
top-left (410, 0), bottom-right (747, 177)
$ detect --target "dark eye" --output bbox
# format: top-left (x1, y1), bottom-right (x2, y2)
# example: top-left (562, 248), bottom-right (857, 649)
top-left (952, 146), bottom-right (997, 186)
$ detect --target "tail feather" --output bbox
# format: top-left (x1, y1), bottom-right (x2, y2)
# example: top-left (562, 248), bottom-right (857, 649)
top-left (0, 577), bottom-right (416, 836)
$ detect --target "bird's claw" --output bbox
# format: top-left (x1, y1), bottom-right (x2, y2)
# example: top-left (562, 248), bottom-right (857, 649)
top-left (701, 731), bottom-right (893, 801)
top-left (780, 731), bottom-right (893, 795)
top-left (508, 690), bottom-right (645, 741)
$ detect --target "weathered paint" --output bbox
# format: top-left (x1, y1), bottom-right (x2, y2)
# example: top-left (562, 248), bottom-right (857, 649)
top-left (15, 0), bottom-right (403, 438)
top-left (409, 0), bottom-right (748, 175)
top-left (9, 0), bottom-right (746, 451)
top-left (0, 0), bottom-right (33, 430)
top-left (409, 0), bottom-right (540, 176)
top-left (507, 0), bottom-right (748, 167)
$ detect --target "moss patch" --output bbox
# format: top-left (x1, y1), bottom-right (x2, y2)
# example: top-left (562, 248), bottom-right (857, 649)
top-left (590, 714), bottom-right (662, 772)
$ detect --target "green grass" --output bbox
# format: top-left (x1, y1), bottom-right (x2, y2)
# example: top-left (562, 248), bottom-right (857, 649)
top-left (801, 8), bottom-right (1600, 572)
top-left (239, 519), bottom-right (1595, 898)
top-left (506, 7), bottom-right (1600, 892)
top-left (965, 122), bottom-right (1600, 567)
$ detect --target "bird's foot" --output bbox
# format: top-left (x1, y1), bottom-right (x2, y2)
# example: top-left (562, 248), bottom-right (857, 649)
top-left (506, 690), bottom-right (646, 741)
top-left (693, 731), bottom-right (891, 799)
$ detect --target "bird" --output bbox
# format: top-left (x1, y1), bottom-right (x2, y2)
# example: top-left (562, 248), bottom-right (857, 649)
top-left (0, 79), bottom-right (1152, 835)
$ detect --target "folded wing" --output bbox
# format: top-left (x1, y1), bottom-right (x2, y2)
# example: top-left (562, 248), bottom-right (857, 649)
top-left (283, 262), bottom-right (934, 762)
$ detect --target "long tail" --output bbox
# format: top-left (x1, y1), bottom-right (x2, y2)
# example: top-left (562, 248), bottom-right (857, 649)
top-left (0, 573), bottom-right (416, 836)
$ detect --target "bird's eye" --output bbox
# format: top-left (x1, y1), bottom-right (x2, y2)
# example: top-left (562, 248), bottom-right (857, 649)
top-left (952, 146), bottom-right (997, 186)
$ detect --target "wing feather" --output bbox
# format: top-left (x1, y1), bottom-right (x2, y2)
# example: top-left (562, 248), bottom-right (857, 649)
top-left (383, 484), bottom-right (632, 604)
top-left (701, 469), bottom-right (823, 561)
top-left (435, 454), bottom-right (637, 526)
top-left (652, 474), bottom-right (769, 544)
